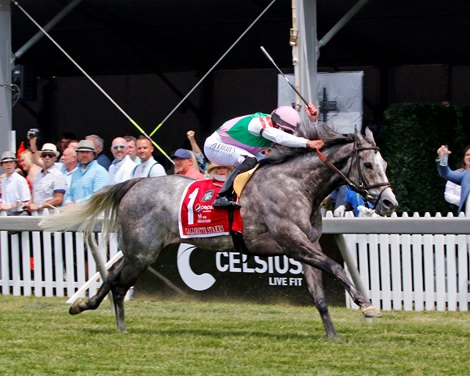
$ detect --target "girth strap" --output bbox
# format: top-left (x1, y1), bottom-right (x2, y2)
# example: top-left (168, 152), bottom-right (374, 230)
top-left (227, 206), bottom-right (249, 254)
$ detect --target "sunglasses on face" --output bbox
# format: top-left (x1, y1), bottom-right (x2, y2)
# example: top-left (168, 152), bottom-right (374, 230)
top-left (113, 145), bottom-right (126, 150)
top-left (42, 154), bottom-right (56, 158)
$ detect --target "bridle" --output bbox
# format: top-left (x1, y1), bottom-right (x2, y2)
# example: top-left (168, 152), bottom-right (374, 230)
top-left (315, 136), bottom-right (391, 208)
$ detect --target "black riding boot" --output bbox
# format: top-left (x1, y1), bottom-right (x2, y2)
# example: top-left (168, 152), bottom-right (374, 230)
top-left (212, 156), bottom-right (257, 209)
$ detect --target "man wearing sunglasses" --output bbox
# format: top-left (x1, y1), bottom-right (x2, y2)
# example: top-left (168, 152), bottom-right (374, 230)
top-left (27, 143), bottom-right (67, 214)
top-left (108, 137), bottom-right (136, 184)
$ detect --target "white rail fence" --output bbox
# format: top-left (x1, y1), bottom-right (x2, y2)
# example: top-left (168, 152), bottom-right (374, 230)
top-left (0, 213), bottom-right (469, 311)
top-left (343, 231), bottom-right (469, 312)
top-left (0, 229), bottom-right (120, 299)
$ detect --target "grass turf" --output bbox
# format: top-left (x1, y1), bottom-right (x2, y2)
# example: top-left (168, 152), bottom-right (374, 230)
top-left (0, 295), bottom-right (469, 375)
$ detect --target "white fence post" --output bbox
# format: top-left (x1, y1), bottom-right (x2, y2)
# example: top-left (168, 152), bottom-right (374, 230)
top-left (401, 212), bottom-right (413, 311)
top-left (0, 228), bottom-right (9, 295)
top-left (457, 233), bottom-right (469, 311)
top-left (64, 232), bottom-right (75, 296)
top-left (43, 230), bottom-right (53, 297)
top-left (54, 231), bottom-right (65, 297)
top-left (378, 232), bottom-right (392, 310)
top-left (11, 234), bottom-right (20, 296)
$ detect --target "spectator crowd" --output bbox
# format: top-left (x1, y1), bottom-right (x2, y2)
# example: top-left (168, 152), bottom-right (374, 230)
top-left (0, 130), bottom-right (215, 216)
top-left (1, 103), bottom-right (328, 213)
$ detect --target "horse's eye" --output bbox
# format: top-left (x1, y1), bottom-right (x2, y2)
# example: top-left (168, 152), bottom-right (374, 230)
top-left (364, 162), bottom-right (373, 170)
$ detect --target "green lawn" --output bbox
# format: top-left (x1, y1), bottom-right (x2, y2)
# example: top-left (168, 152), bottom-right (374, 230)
top-left (0, 295), bottom-right (469, 375)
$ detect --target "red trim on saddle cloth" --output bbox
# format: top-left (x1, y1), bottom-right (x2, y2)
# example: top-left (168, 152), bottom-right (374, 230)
top-left (178, 179), bottom-right (243, 238)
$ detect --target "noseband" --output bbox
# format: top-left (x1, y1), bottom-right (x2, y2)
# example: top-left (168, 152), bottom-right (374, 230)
top-left (316, 138), bottom-right (390, 208)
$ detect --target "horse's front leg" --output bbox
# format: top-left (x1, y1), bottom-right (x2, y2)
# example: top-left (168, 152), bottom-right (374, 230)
top-left (303, 264), bottom-right (337, 338)
top-left (309, 248), bottom-right (381, 317)
top-left (278, 229), bottom-right (376, 314)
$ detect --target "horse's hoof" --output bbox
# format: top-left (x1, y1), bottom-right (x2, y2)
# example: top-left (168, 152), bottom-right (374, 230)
top-left (362, 305), bottom-right (382, 318)
top-left (69, 299), bottom-right (87, 315)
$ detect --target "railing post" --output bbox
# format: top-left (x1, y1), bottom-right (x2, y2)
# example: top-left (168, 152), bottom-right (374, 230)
top-left (334, 234), bottom-right (370, 301)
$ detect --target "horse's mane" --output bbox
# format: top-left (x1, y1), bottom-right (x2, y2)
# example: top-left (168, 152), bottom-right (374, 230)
top-left (265, 122), bottom-right (355, 164)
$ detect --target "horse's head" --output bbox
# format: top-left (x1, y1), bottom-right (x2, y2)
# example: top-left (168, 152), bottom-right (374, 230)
top-left (266, 123), bottom-right (398, 216)
top-left (346, 128), bottom-right (398, 216)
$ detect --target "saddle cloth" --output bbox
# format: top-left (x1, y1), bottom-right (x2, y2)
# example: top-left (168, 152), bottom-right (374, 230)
top-left (179, 179), bottom-right (243, 239)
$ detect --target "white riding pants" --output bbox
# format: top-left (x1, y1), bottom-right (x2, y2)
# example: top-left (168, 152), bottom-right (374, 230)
top-left (204, 133), bottom-right (264, 167)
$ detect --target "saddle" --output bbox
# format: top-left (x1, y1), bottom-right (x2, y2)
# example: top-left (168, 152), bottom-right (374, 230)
top-left (233, 164), bottom-right (260, 197)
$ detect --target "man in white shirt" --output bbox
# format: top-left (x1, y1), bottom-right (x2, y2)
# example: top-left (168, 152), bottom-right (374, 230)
top-left (28, 143), bottom-right (67, 214)
top-left (60, 146), bottom-right (78, 189)
top-left (132, 136), bottom-right (166, 178)
top-left (108, 137), bottom-right (136, 184)
top-left (124, 135), bottom-right (141, 165)
top-left (0, 151), bottom-right (31, 213)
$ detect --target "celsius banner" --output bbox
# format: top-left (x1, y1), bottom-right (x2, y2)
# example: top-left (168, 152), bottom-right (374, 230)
top-left (135, 239), bottom-right (344, 306)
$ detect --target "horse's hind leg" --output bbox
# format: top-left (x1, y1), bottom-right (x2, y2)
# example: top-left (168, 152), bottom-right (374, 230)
top-left (70, 254), bottom-right (150, 333)
top-left (107, 255), bottom-right (158, 333)
top-left (69, 257), bottom-right (125, 315)
top-left (112, 292), bottom-right (126, 333)
top-left (303, 264), bottom-right (337, 338)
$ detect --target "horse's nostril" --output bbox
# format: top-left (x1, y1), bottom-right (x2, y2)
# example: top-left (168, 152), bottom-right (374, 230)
top-left (382, 199), bottom-right (395, 209)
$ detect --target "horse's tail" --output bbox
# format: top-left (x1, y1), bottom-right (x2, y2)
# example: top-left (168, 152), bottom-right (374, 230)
top-left (39, 178), bottom-right (144, 246)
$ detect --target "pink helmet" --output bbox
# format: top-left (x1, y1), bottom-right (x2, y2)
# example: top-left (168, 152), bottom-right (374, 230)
top-left (271, 106), bottom-right (301, 134)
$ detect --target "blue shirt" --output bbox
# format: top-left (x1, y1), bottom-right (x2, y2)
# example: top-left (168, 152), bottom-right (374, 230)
top-left (96, 153), bottom-right (112, 170)
top-left (335, 185), bottom-right (371, 216)
top-left (66, 160), bottom-right (110, 204)
top-left (438, 164), bottom-right (470, 214)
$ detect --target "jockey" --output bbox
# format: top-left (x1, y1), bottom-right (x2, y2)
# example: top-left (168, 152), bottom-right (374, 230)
top-left (204, 103), bottom-right (324, 208)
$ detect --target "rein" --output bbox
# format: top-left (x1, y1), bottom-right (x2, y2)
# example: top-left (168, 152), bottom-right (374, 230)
top-left (315, 140), bottom-right (391, 208)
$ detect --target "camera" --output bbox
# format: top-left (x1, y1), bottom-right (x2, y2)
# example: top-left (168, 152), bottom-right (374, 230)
top-left (27, 128), bottom-right (40, 138)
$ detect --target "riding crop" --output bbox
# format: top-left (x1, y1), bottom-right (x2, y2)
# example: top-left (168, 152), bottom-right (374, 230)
top-left (260, 45), bottom-right (316, 116)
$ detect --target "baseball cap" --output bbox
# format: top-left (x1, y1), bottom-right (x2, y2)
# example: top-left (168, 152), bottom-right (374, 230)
top-left (171, 148), bottom-right (192, 159)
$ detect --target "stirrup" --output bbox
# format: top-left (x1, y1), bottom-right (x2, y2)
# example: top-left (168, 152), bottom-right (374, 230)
top-left (212, 196), bottom-right (241, 209)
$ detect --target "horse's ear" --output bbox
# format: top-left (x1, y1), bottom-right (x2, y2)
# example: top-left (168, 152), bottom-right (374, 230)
top-left (364, 127), bottom-right (376, 146)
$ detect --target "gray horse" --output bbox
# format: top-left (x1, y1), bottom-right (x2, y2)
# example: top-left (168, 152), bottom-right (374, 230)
top-left (40, 124), bottom-right (398, 337)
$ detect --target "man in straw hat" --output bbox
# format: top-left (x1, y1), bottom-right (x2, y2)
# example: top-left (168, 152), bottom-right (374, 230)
top-left (0, 151), bottom-right (31, 213)
top-left (27, 144), bottom-right (67, 214)
top-left (65, 140), bottom-right (109, 205)
top-left (86, 134), bottom-right (112, 170)
top-left (205, 162), bottom-right (232, 183)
